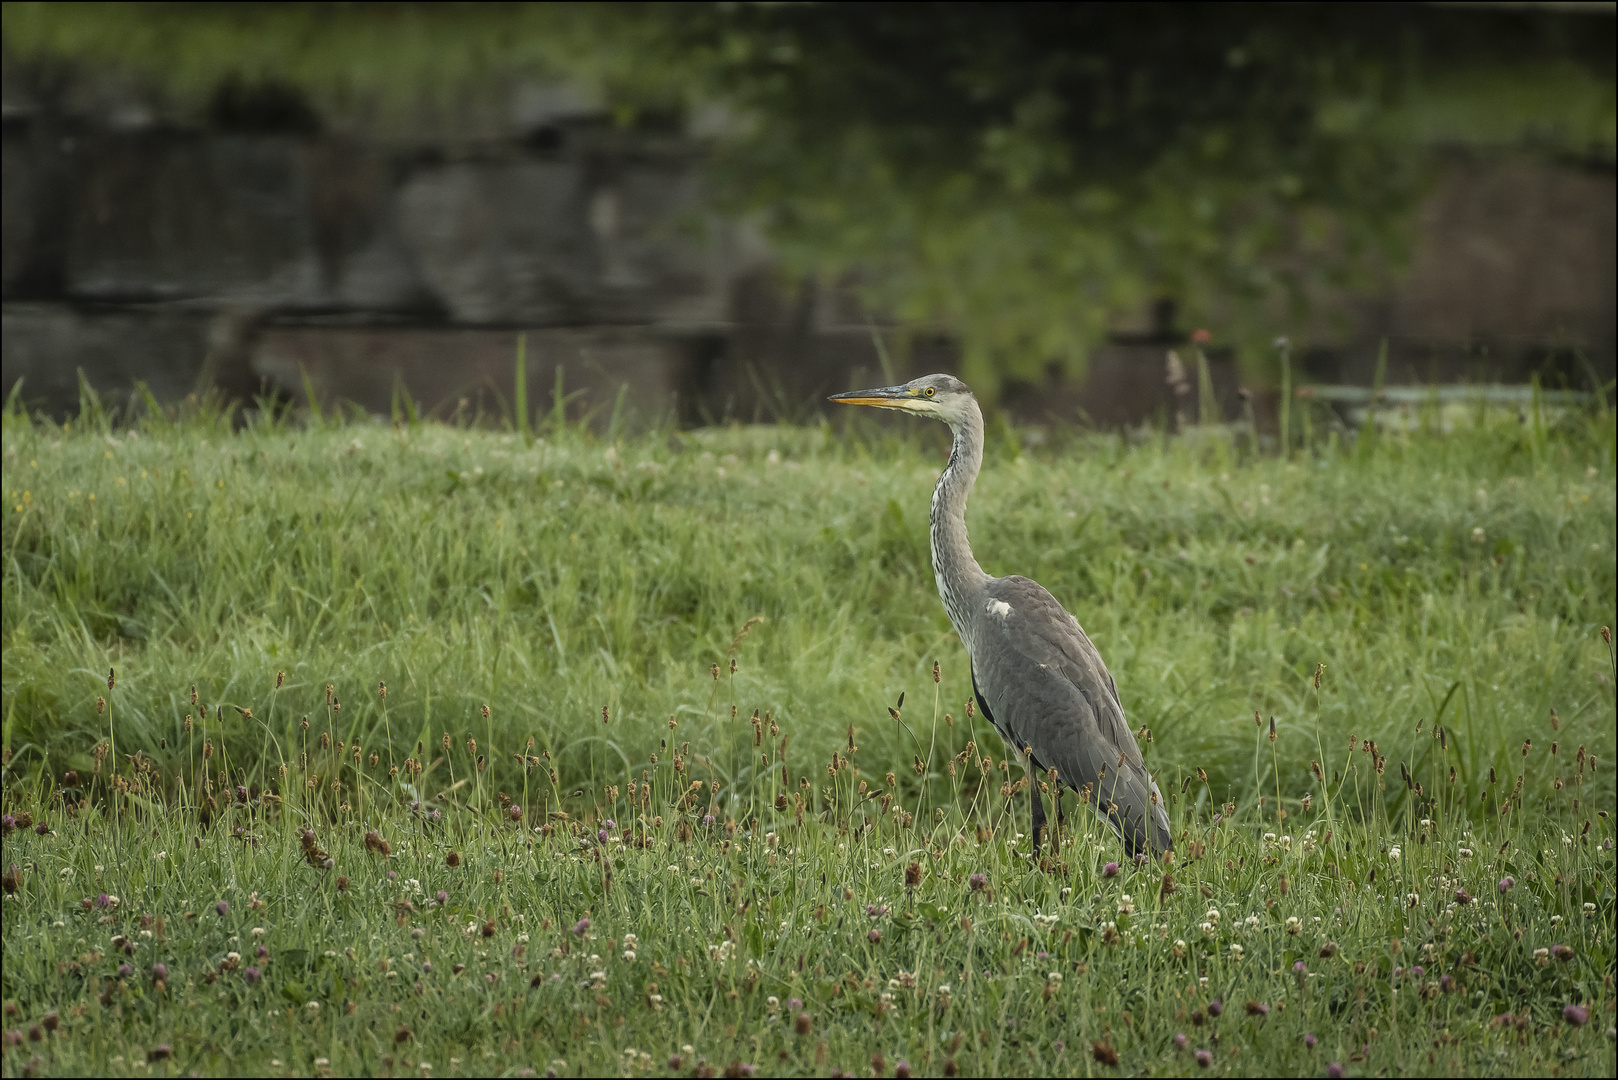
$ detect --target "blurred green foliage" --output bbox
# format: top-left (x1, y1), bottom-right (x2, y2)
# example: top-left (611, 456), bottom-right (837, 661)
top-left (5, 3), bottom-right (1614, 390)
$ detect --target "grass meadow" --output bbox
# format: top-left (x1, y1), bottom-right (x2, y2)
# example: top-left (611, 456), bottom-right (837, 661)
top-left (1, 387), bottom-right (1615, 1077)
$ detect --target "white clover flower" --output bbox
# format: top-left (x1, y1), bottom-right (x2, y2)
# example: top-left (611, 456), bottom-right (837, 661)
top-left (251, 927), bottom-right (267, 937)
top-left (1585, 903), bottom-right (1597, 915)
top-left (1116, 896), bottom-right (1135, 915)
top-left (623, 950), bottom-right (636, 963)
top-left (1206, 908), bottom-right (1222, 924)
top-left (1388, 846), bottom-right (1402, 862)
top-left (1279, 836), bottom-right (1293, 851)
top-left (1172, 940), bottom-right (1188, 959)
top-left (1200, 922), bottom-right (1215, 936)
top-left (1459, 847), bottom-right (1473, 860)
top-left (1228, 943), bottom-right (1244, 960)
top-left (589, 971), bottom-right (607, 990)
top-left (516, 933), bottom-right (529, 944)
top-left (1285, 916), bottom-right (1302, 935)
top-left (623, 933), bottom-right (638, 948)
top-left (306, 1002), bottom-right (321, 1014)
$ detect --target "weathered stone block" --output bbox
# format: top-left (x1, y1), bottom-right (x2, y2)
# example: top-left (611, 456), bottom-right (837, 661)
top-left (395, 157), bottom-right (733, 326)
top-left (250, 323), bottom-right (688, 426)
top-left (62, 133), bottom-right (326, 304)
top-left (0, 303), bottom-right (248, 417)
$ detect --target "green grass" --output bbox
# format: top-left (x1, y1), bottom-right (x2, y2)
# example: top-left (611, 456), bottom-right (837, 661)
top-left (1, 393), bottom-right (1615, 1075)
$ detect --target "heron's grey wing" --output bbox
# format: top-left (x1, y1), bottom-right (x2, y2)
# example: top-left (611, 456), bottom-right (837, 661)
top-left (972, 576), bottom-right (1172, 854)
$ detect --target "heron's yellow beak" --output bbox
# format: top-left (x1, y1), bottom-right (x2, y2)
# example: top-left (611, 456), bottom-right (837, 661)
top-left (828, 386), bottom-right (929, 411)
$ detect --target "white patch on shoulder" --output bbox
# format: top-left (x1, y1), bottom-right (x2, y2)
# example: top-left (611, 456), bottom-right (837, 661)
top-left (986, 599), bottom-right (1012, 619)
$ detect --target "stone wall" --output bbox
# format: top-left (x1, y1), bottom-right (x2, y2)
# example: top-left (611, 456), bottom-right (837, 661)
top-left (3, 83), bottom-right (1612, 429)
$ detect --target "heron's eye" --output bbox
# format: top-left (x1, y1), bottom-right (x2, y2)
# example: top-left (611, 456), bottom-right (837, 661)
top-left (924, 387), bottom-right (935, 397)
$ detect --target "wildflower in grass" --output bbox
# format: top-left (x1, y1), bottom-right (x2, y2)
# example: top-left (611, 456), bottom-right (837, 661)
top-left (1092, 1041), bottom-right (1119, 1066)
top-left (1103, 862), bottom-right (1119, 878)
top-left (1498, 875), bottom-right (1514, 893)
top-left (969, 873), bottom-right (986, 891)
top-left (1564, 1004), bottom-right (1589, 1026)
top-left (788, 997), bottom-right (803, 1012)
top-left (868, 929), bottom-right (882, 944)
top-left (1116, 895), bottom-right (1134, 915)
top-left (244, 967), bottom-right (261, 984)
top-left (572, 918), bottom-right (590, 936)
top-left (215, 901), bottom-right (228, 916)
top-left (1228, 943), bottom-right (1243, 960)
top-left (1195, 1049), bottom-right (1213, 1068)
top-left (436, 890), bottom-right (447, 906)
top-left (148, 1045), bottom-right (173, 1062)
top-left (1172, 939), bottom-right (1188, 959)
top-left (1285, 916), bottom-right (1302, 935)
top-left (1454, 888), bottom-right (1472, 905)
top-left (117, 963), bottom-right (132, 977)
top-left (1388, 846), bottom-right (1401, 862)
top-left (1534, 948), bottom-right (1550, 967)
top-left (894, 1061), bottom-right (912, 1079)
top-left (1245, 1000), bottom-right (1269, 1017)
top-left (1328, 1064), bottom-right (1345, 1078)
top-left (795, 1012), bottom-right (813, 1035)
top-left (1553, 944), bottom-right (1575, 962)
top-left (446, 851), bottom-right (461, 868)
top-left (1207, 1000), bottom-right (1223, 1018)
top-left (1305, 1034), bottom-right (1318, 1049)
top-left (1174, 1033), bottom-right (1188, 1050)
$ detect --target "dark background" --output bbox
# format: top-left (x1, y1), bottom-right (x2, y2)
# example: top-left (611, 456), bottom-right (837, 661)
top-left (3, 2), bottom-right (1613, 428)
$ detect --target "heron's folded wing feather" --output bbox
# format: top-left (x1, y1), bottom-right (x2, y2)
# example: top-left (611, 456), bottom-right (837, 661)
top-left (975, 576), bottom-right (1170, 851)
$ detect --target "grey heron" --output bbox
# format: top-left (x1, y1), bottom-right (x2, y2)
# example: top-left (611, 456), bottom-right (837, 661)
top-left (831, 373), bottom-right (1172, 858)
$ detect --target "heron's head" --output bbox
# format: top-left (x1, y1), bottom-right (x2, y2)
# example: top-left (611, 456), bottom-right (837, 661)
top-left (829, 373), bottom-right (976, 426)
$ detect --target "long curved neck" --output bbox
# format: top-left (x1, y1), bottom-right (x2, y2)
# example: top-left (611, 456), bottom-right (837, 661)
top-left (930, 400), bottom-right (990, 640)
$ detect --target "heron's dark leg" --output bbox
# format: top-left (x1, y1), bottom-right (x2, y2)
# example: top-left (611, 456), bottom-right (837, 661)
top-left (1029, 780), bottom-right (1047, 853)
